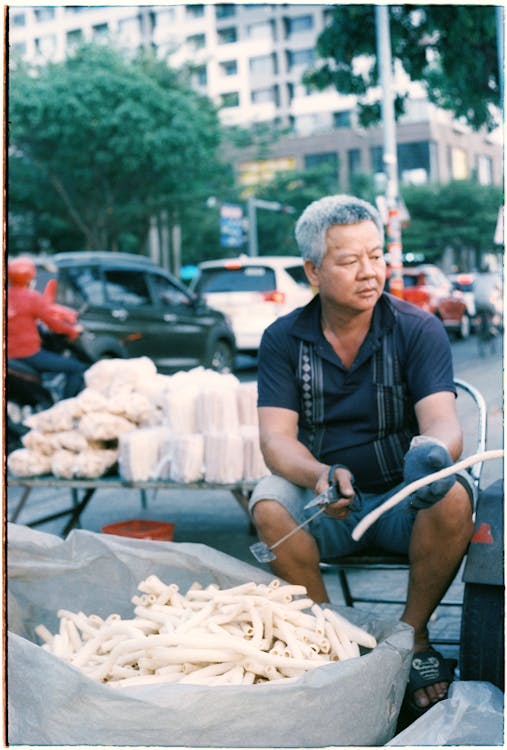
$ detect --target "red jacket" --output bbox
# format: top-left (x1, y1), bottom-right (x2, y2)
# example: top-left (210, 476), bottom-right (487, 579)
top-left (7, 286), bottom-right (80, 359)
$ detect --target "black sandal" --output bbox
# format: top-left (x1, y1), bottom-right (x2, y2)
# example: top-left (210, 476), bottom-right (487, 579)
top-left (403, 647), bottom-right (456, 716)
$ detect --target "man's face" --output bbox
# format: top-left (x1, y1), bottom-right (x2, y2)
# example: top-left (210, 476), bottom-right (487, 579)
top-left (304, 220), bottom-right (386, 314)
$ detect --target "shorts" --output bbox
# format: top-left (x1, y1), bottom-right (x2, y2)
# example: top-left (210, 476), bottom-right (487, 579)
top-left (249, 472), bottom-right (475, 560)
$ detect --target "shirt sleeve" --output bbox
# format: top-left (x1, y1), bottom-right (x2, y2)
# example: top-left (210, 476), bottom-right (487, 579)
top-left (257, 323), bottom-right (300, 411)
top-left (404, 313), bottom-right (456, 403)
top-left (32, 292), bottom-right (80, 339)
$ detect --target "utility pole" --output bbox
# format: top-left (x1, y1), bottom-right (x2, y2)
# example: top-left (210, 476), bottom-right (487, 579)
top-left (375, 5), bottom-right (404, 298)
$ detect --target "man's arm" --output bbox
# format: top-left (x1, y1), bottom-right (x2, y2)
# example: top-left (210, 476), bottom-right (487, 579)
top-left (404, 390), bottom-right (464, 509)
top-left (414, 391), bottom-right (463, 460)
top-left (258, 406), bottom-right (329, 489)
top-left (258, 406), bottom-right (355, 516)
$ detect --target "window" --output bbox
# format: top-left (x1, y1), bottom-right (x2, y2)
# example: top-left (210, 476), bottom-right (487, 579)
top-left (35, 34), bottom-right (57, 57)
top-left (246, 20), bottom-right (273, 40)
top-left (285, 15), bottom-right (313, 35)
top-left (93, 23), bottom-right (109, 39)
top-left (304, 152), bottom-right (338, 179)
top-left (193, 65), bottom-right (207, 86)
top-left (11, 13), bottom-right (26, 28)
top-left (220, 59), bottom-right (238, 76)
top-left (398, 141), bottom-right (430, 172)
top-left (249, 54), bottom-right (275, 76)
top-left (333, 110), bottom-right (351, 128)
top-left (34, 7), bottom-right (55, 22)
top-left (449, 146), bottom-right (468, 179)
top-left (216, 4), bottom-right (236, 19)
top-left (62, 267), bottom-right (104, 307)
top-left (66, 28), bottom-right (83, 45)
top-left (149, 273), bottom-right (189, 307)
top-left (187, 33), bottom-right (206, 51)
top-left (196, 266), bottom-right (277, 294)
top-left (348, 148), bottom-right (362, 175)
top-left (477, 155), bottom-right (493, 185)
top-left (186, 4), bottom-right (204, 18)
top-left (251, 87), bottom-right (277, 105)
top-left (221, 91), bottom-right (239, 108)
top-left (286, 48), bottom-right (314, 69)
top-left (217, 26), bottom-right (237, 44)
top-left (370, 145), bottom-right (383, 174)
top-left (103, 270), bottom-right (151, 307)
top-left (11, 42), bottom-right (27, 56)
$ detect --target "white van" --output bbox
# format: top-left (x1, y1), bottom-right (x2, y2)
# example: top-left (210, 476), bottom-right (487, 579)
top-left (191, 255), bottom-right (314, 356)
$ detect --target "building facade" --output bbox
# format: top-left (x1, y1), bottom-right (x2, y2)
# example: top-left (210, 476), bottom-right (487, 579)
top-left (8, 4), bottom-right (502, 191)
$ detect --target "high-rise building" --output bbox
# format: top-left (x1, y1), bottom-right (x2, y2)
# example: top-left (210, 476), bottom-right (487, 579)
top-left (8, 4), bottom-right (502, 190)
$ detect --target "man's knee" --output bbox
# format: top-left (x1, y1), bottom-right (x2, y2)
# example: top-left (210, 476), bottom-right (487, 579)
top-left (427, 479), bottom-right (474, 534)
top-left (253, 498), bottom-right (288, 523)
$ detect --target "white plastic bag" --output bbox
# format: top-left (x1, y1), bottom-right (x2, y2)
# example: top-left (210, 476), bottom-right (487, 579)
top-left (7, 523), bottom-right (412, 747)
top-left (388, 680), bottom-right (504, 746)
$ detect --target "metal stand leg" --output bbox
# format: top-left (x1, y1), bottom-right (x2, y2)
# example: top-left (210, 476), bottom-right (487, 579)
top-left (231, 489), bottom-right (256, 535)
top-left (10, 486), bottom-right (32, 523)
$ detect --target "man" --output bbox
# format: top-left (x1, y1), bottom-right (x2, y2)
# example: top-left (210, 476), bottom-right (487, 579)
top-left (250, 195), bottom-right (474, 715)
top-left (7, 257), bottom-right (86, 399)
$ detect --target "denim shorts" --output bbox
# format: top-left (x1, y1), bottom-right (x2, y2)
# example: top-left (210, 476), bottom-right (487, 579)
top-left (249, 472), bottom-right (475, 560)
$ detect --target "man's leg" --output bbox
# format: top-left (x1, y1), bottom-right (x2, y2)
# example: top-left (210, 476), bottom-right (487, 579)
top-left (401, 480), bottom-right (473, 708)
top-left (252, 499), bottom-right (329, 603)
top-left (22, 349), bottom-right (86, 398)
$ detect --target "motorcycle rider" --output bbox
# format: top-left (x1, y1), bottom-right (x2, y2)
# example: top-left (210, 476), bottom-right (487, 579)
top-left (7, 257), bottom-right (86, 399)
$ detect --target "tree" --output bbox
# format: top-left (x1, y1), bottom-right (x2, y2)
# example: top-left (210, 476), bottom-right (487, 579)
top-left (243, 165), bottom-right (343, 257)
top-left (400, 181), bottom-right (502, 268)
top-left (8, 44), bottom-right (228, 255)
top-left (305, 5), bottom-right (500, 131)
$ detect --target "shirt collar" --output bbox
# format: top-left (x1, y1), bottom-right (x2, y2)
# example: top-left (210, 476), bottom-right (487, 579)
top-left (290, 293), bottom-right (397, 368)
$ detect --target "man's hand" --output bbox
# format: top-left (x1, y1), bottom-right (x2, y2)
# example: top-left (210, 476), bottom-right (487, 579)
top-left (403, 436), bottom-right (455, 509)
top-left (315, 464), bottom-right (356, 519)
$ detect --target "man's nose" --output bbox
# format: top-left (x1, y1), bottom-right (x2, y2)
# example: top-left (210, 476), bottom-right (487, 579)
top-left (358, 257), bottom-right (376, 276)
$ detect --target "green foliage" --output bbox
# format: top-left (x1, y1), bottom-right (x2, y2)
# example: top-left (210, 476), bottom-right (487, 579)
top-left (246, 165), bottom-right (342, 257)
top-left (305, 5), bottom-right (500, 131)
top-left (401, 181), bottom-right (503, 261)
top-left (8, 43), bottom-right (228, 254)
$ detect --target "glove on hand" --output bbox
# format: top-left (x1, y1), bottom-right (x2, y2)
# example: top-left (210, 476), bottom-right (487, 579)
top-left (403, 436), bottom-right (455, 509)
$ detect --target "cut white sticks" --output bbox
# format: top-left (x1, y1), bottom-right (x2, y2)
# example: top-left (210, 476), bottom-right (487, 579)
top-left (36, 577), bottom-right (377, 687)
top-left (352, 449), bottom-right (504, 541)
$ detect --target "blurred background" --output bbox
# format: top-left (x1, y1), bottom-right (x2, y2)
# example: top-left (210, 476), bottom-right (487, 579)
top-left (7, 4), bottom-right (504, 277)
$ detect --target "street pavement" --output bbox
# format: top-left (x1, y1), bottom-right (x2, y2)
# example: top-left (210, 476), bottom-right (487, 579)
top-left (6, 334), bottom-right (503, 665)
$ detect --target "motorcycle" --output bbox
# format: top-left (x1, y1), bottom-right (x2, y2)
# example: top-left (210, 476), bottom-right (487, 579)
top-left (7, 281), bottom-right (94, 452)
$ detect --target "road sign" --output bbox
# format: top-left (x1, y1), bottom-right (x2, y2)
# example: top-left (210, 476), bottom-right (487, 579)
top-left (220, 203), bottom-right (244, 248)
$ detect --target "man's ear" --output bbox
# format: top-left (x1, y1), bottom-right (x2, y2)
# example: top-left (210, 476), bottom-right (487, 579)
top-left (304, 259), bottom-right (320, 289)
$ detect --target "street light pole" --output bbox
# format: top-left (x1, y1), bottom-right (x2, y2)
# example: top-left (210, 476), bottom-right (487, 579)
top-left (375, 5), bottom-right (404, 298)
top-left (246, 195), bottom-right (296, 257)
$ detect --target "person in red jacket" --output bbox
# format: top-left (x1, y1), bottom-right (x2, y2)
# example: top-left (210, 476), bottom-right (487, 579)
top-left (7, 257), bottom-right (86, 398)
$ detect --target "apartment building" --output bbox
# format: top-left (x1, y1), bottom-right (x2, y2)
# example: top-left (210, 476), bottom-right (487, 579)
top-left (8, 4), bottom-right (502, 190)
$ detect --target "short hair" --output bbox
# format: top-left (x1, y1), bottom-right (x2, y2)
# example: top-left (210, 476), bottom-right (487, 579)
top-left (295, 194), bottom-right (384, 267)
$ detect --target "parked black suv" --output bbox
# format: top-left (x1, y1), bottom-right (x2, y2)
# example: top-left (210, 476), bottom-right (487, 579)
top-left (33, 252), bottom-right (236, 373)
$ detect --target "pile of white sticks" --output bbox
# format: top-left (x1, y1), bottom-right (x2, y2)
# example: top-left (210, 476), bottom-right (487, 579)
top-left (35, 576), bottom-right (377, 687)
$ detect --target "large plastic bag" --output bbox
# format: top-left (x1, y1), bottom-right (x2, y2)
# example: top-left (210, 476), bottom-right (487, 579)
top-left (7, 523), bottom-right (413, 747)
top-left (388, 680), bottom-right (504, 745)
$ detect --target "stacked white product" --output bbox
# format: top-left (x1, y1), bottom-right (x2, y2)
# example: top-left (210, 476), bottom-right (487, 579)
top-left (168, 434), bottom-right (205, 483)
top-left (240, 425), bottom-right (270, 481)
top-left (204, 433), bottom-right (244, 483)
top-left (118, 427), bottom-right (174, 482)
top-left (8, 358), bottom-right (270, 483)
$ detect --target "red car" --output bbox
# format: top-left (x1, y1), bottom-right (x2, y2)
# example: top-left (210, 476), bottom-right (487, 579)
top-left (386, 264), bottom-right (470, 338)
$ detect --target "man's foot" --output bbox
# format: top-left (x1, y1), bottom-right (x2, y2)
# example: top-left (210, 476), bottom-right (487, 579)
top-left (404, 647), bottom-right (456, 714)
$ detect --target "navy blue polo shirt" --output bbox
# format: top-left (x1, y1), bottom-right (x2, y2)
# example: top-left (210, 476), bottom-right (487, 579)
top-left (257, 293), bottom-right (456, 493)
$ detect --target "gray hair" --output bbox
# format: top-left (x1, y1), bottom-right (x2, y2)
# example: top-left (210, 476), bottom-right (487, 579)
top-left (295, 194), bottom-right (384, 266)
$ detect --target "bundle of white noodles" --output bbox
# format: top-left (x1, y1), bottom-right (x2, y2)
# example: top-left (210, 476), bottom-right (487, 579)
top-left (36, 577), bottom-right (376, 687)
